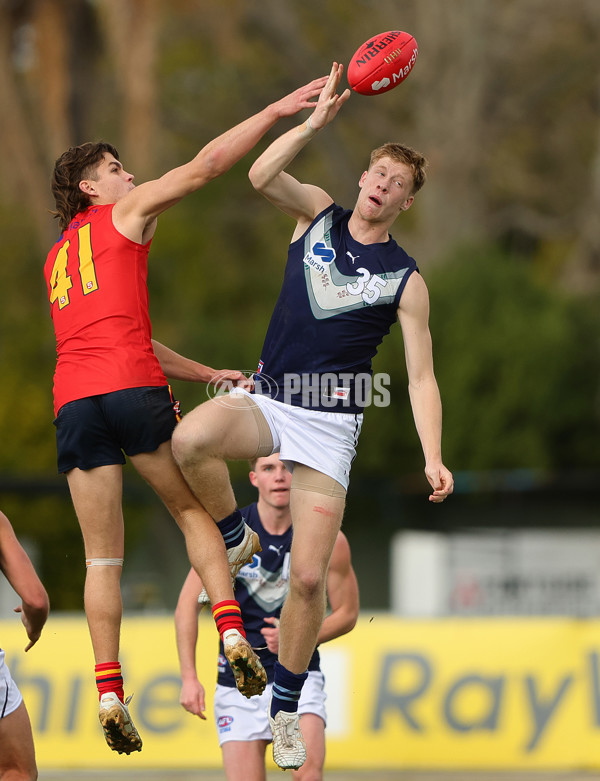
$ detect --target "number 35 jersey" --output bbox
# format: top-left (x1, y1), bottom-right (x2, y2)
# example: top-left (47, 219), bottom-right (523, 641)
top-left (44, 204), bottom-right (166, 416)
top-left (255, 203), bottom-right (418, 414)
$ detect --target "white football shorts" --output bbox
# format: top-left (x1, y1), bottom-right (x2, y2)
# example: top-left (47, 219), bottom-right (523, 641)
top-left (0, 649), bottom-right (23, 718)
top-left (230, 387), bottom-right (363, 490)
top-left (214, 671), bottom-right (326, 745)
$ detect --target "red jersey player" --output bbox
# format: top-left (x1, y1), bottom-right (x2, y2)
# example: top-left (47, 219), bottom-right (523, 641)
top-left (44, 75), bottom-right (327, 755)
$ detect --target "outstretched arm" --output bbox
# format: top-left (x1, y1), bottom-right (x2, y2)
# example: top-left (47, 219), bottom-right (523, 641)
top-left (151, 340), bottom-right (251, 389)
top-left (397, 273), bottom-right (454, 503)
top-left (175, 567), bottom-right (207, 720)
top-left (248, 62), bottom-right (351, 236)
top-left (318, 531), bottom-right (359, 644)
top-left (114, 75), bottom-right (328, 240)
top-left (0, 511), bottom-right (49, 651)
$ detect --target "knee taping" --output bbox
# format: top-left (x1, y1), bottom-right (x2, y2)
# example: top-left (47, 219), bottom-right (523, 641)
top-left (85, 558), bottom-right (124, 567)
top-left (291, 464), bottom-right (347, 498)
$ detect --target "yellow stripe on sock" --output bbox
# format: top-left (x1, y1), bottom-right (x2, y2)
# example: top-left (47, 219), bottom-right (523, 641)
top-left (212, 604), bottom-right (241, 618)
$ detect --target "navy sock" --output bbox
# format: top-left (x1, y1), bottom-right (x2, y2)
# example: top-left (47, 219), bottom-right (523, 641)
top-left (217, 509), bottom-right (245, 549)
top-left (270, 661), bottom-right (308, 718)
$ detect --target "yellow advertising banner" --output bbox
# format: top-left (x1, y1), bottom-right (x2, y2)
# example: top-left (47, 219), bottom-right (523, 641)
top-left (2, 614), bottom-right (600, 771)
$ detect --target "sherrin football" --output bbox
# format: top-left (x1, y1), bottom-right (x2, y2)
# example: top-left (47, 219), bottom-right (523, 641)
top-left (347, 30), bottom-right (418, 96)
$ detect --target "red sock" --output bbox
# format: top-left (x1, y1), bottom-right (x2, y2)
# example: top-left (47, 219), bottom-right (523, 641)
top-left (212, 600), bottom-right (246, 640)
top-left (95, 661), bottom-right (124, 702)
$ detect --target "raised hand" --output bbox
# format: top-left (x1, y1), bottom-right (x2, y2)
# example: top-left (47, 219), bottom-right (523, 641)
top-left (308, 62), bottom-right (352, 131)
top-left (274, 75), bottom-right (330, 118)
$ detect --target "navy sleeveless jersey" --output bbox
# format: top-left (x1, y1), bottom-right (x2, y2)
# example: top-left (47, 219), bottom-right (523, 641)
top-left (217, 503), bottom-right (320, 687)
top-left (253, 203), bottom-right (418, 413)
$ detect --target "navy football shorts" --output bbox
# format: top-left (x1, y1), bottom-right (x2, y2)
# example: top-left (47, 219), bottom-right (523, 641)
top-left (53, 385), bottom-right (180, 473)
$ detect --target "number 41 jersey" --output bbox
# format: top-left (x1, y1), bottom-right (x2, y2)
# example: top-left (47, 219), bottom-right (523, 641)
top-left (255, 204), bottom-right (418, 414)
top-left (44, 204), bottom-right (166, 416)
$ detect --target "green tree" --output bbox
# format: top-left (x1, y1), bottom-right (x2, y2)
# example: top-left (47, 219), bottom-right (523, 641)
top-left (426, 246), bottom-right (600, 470)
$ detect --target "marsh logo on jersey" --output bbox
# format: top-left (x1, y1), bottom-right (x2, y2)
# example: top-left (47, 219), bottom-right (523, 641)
top-left (303, 241), bottom-right (336, 273)
top-left (302, 212), bottom-right (407, 320)
top-left (238, 555), bottom-right (261, 580)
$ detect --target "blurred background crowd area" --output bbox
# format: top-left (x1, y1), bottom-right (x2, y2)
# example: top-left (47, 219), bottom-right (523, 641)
top-left (0, 0), bottom-right (599, 614)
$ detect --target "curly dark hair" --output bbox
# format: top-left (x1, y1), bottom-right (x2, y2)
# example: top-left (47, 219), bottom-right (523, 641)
top-left (51, 141), bottom-right (120, 232)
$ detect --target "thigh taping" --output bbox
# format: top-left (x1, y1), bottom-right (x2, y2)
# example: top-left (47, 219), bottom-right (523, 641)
top-left (243, 396), bottom-right (274, 458)
top-left (291, 464), bottom-right (347, 498)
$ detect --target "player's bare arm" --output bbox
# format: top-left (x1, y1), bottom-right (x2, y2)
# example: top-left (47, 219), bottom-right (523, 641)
top-left (317, 531), bottom-right (359, 644)
top-left (175, 567), bottom-right (207, 719)
top-left (248, 62), bottom-right (350, 234)
top-left (112, 76), bottom-right (328, 243)
top-left (0, 511), bottom-right (49, 651)
top-left (397, 274), bottom-right (454, 503)
top-left (151, 340), bottom-right (249, 388)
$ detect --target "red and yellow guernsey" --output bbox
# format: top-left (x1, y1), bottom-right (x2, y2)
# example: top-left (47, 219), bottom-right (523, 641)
top-left (44, 204), bottom-right (166, 416)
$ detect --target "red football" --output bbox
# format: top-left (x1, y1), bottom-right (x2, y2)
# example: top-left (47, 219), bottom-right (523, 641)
top-left (347, 30), bottom-right (418, 96)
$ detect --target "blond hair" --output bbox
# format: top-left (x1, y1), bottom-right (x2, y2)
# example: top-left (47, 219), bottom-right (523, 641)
top-left (369, 142), bottom-right (427, 194)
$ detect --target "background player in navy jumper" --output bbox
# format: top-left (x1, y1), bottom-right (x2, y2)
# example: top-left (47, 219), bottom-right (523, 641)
top-left (175, 454), bottom-right (359, 781)
top-left (172, 62), bottom-right (453, 769)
